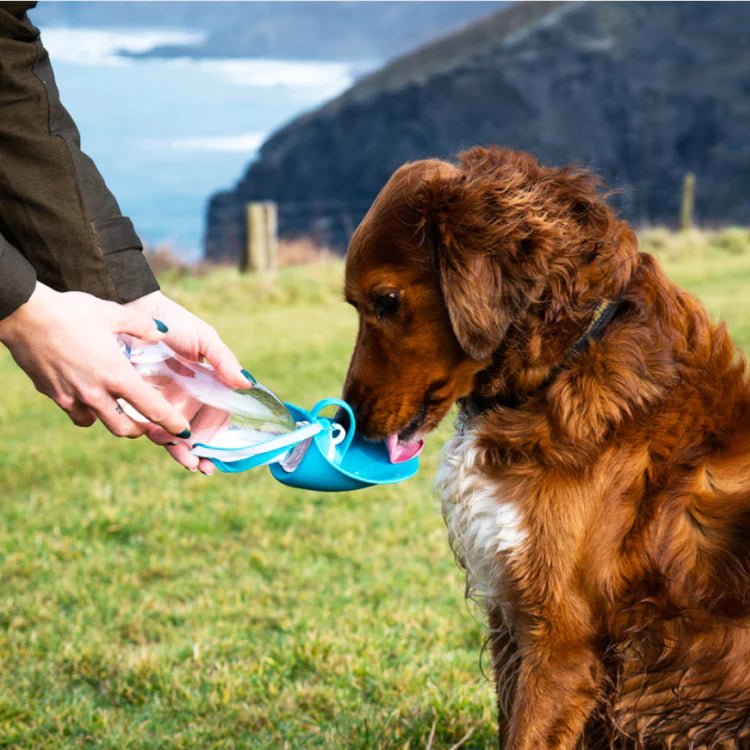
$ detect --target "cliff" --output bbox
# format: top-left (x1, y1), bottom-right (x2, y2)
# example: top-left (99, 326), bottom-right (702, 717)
top-left (205, 1), bottom-right (750, 260)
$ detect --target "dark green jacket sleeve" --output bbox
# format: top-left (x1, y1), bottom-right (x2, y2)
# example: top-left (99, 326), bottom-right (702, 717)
top-left (0, 227), bottom-right (36, 319)
top-left (0, 1), bottom-right (159, 319)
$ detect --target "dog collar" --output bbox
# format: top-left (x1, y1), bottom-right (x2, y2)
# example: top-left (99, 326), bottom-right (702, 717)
top-left (467, 297), bottom-right (625, 413)
top-left (565, 298), bottom-right (623, 361)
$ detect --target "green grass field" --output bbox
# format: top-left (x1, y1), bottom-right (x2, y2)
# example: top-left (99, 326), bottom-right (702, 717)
top-left (1, 229), bottom-right (749, 749)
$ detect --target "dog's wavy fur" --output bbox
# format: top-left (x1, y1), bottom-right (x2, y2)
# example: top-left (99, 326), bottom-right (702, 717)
top-left (342, 146), bottom-right (750, 748)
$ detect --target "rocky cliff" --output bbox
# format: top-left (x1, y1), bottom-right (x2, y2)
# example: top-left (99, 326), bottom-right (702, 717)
top-left (205, 1), bottom-right (750, 260)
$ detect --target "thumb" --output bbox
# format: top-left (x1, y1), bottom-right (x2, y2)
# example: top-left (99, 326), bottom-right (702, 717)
top-left (109, 304), bottom-right (168, 344)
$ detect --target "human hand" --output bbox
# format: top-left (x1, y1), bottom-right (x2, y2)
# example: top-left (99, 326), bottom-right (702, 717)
top-left (125, 290), bottom-right (253, 474)
top-left (0, 282), bottom-right (192, 441)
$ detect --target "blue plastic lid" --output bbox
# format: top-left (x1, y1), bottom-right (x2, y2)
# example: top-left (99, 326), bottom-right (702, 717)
top-left (202, 397), bottom-right (420, 492)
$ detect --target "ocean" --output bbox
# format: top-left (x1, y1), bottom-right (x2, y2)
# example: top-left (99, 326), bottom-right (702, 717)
top-left (39, 27), bottom-right (369, 262)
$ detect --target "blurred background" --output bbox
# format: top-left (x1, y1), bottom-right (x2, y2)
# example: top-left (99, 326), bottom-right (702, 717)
top-left (32, 1), bottom-right (503, 261)
top-left (32, 1), bottom-right (750, 264)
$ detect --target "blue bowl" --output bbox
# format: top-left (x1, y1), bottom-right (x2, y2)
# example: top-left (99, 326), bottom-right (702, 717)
top-left (203, 397), bottom-right (420, 492)
top-left (269, 398), bottom-right (420, 492)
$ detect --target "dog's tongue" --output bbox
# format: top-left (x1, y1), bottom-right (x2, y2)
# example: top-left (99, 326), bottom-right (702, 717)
top-left (386, 433), bottom-right (424, 464)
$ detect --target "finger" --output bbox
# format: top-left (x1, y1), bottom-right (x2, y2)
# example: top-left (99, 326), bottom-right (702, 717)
top-left (67, 402), bottom-right (98, 428)
top-left (141, 390), bottom-right (203, 447)
top-left (91, 397), bottom-right (148, 439)
top-left (197, 457), bottom-right (216, 476)
top-left (164, 442), bottom-right (200, 471)
top-left (161, 435), bottom-right (214, 475)
top-left (116, 371), bottom-right (191, 437)
top-left (143, 425), bottom-right (206, 473)
top-left (195, 327), bottom-right (250, 389)
top-left (110, 305), bottom-right (167, 344)
top-left (144, 424), bottom-right (187, 447)
top-left (186, 406), bottom-right (227, 476)
top-left (142, 424), bottom-right (218, 478)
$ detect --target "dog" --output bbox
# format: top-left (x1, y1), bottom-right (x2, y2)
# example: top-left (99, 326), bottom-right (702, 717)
top-left (340, 145), bottom-right (750, 748)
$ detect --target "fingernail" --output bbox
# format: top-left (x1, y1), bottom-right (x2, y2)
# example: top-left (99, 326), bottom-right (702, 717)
top-left (154, 318), bottom-right (169, 333)
top-left (177, 429), bottom-right (191, 439)
top-left (241, 368), bottom-right (256, 384)
top-left (165, 441), bottom-right (179, 447)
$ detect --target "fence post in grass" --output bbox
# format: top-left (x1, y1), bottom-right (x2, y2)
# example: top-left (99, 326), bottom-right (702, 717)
top-left (264, 201), bottom-right (278, 273)
top-left (680, 172), bottom-right (695, 232)
top-left (241, 201), bottom-right (278, 273)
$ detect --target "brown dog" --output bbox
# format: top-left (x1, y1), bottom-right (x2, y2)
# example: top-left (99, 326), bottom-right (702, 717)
top-left (341, 146), bottom-right (750, 748)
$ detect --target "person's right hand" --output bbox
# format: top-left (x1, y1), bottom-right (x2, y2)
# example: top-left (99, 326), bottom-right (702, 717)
top-left (0, 281), bottom-right (192, 442)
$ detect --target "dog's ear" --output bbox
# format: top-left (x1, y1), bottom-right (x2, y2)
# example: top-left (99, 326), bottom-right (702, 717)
top-left (436, 232), bottom-right (509, 362)
top-left (415, 146), bottom-right (633, 361)
top-left (416, 169), bottom-right (514, 361)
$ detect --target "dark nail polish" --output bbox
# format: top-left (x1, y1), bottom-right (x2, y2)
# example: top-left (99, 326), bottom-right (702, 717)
top-left (165, 441), bottom-right (179, 447)
top-left (241, 368), bottom-right (256, 384)
top-left (154, 318), bottom-right (169, 333)
top-left (177, 429), bottom-right (191, 439)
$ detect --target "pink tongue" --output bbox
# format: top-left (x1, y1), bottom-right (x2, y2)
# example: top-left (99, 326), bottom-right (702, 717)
top-left (386, 433), bottom-right (424, 464)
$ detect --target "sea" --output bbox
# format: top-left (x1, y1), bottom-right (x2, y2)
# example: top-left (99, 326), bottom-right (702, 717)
top-left (39, 27), bottom-right (371, 262)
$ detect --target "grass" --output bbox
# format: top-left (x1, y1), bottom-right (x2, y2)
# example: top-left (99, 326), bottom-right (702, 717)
top-left (1, 229), bottom-right (749, 749)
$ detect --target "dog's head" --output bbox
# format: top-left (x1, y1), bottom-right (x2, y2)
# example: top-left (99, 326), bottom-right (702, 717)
top-left (342, 146), bottom-right (637, 461)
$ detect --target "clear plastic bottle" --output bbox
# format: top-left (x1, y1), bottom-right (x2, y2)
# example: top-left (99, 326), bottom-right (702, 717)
top-left (118, 336), bottom-right (298, 454)
top-left (117, 338), bottom-right (421, 489)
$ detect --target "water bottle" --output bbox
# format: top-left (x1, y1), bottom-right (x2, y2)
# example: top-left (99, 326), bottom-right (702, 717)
top-left (118, 337), bottom-right (421, 491)
top-left (118, 336), bottom-right (303, 459)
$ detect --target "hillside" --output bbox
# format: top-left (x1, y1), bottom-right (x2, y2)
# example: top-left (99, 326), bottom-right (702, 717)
top-left (205, 1), bottom-right (750, 260)
top-left (1, 230), bottom-right (749, 747)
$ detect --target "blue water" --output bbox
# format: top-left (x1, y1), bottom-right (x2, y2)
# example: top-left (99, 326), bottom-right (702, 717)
top-left (40, 28), bottom-right (366, 261)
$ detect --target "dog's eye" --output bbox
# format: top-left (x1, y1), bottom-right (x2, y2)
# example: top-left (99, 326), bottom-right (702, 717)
top-left (373, 291), bottom-right (400, 320)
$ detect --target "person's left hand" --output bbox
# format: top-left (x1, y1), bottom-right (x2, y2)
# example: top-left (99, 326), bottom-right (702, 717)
top-left (126, 290), bottom-right (253, 474)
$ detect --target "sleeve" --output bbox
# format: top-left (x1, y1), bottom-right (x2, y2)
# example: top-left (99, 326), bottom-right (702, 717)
top-left (0, 1), bottom-right (160, 308)
top-left (0, 228), bottom-right (36, 319)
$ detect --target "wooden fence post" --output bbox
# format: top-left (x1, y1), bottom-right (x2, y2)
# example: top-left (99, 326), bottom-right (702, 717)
top-left (241, 201), bottom-right (278, 273)
top-left (263, 201), bottom-right (278, 273)
top-left (680, 173), bottom-right (695, 231)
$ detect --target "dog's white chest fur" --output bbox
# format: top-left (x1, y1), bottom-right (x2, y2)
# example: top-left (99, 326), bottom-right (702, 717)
top-left (436, 428), bottom-right (527, 603)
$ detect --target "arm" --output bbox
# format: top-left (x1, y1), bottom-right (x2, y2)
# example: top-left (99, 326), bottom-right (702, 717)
top-left (0, 281), bottom-right (194, 441)
top-left (0, 1), bottom-right (158, 303)
top-left (0, 230), bottom-right (37, 319)
top-left (0, 4), bottom-right (249, 473)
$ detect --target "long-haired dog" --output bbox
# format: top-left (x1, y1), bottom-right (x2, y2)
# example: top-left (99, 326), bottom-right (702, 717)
top-left (341, 146), bottom-right (750, 748)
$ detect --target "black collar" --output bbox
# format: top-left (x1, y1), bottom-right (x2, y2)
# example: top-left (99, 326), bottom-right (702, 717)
top-left (467, 297), bottom-right (624, 413)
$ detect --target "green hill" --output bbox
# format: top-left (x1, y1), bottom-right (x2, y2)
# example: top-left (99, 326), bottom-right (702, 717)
top-left (1, 230), bottom-right (748, 747)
